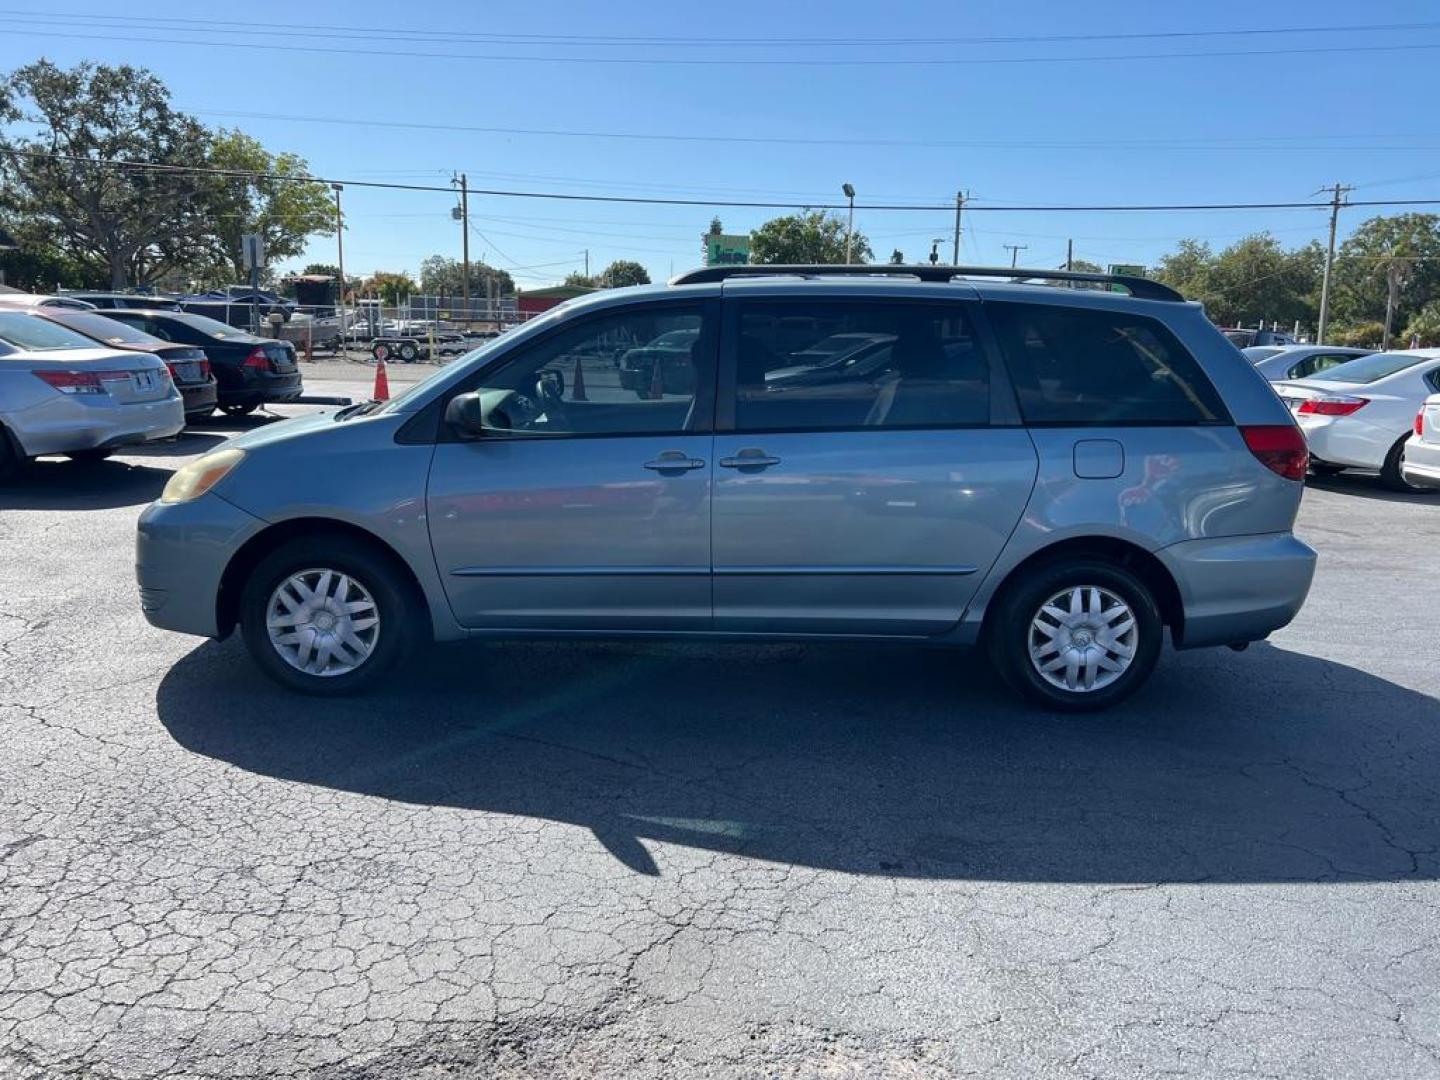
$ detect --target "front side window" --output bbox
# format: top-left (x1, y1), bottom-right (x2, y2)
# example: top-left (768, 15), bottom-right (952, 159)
top-left (475, 304), bottom-right (709, 436)
top-left (987, 302), bottom-right (1227, 425)
top-left (732, 300), bottom-right (990, 431)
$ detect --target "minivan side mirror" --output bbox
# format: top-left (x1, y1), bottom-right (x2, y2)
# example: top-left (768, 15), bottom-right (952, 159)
top-left (444, 391), bottom-right (486, 439)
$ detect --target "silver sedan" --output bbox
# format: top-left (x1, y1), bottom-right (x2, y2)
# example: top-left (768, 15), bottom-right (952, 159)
top-left (0, 309), bottom-right (185, 479)
top-left (1241, 344), bottom-right (1374, 383)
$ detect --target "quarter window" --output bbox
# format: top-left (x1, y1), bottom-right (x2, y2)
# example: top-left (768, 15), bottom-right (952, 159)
top-left (476, 305), bottom-right (709, 436)
top-left (732, 301), bottom-right (990, 431)
top-left (987, 302), bottom-right (1227, 425)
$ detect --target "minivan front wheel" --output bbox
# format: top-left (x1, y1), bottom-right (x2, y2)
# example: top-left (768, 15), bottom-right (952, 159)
top-left (988, 559), bottom-right (1162, 711)
top-left (239, 536), bottom-right (417, 694)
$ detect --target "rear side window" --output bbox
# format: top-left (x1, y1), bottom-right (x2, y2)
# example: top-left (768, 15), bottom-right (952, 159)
top-left (733, 300), bottom-right (989, 431)
top-left (987, 302), bottom-right (1227, 425)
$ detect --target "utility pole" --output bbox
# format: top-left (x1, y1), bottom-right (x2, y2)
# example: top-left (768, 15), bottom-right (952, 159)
top-left (1315, 182), bottom-right (1352, 345)
top-left (452, 173), bottom-right (471, 321)
top-left (1066, 238), bottom-right (1074, 271)
top-left (331, 183), bottom-right (346, 341)
top-left (842, 183), bottom-right (856, 264)
top-left (1004, 243), bottom-right (1028, 268)
top-left (951, 190), bottom-right (965, 265)
top-left (583, 249), bottom-right (590, 278)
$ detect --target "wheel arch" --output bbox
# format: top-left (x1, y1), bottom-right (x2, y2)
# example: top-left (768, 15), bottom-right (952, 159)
top-left (216, 517), bottom-right (431, 641)
top-left (978, 535), bottom-right (1186, 645)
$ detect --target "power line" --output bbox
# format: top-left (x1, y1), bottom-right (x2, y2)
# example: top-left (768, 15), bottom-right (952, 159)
top-left (3, 22), bottom-right (1440, 67)
top-left (13, 8), bottom-right (1440, 48)
top-left (7, 148), bottom-right (1440, 215)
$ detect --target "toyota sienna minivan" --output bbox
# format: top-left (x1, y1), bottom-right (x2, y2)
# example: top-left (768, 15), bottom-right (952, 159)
top-left (137, 265), bottom-right (1316, 710)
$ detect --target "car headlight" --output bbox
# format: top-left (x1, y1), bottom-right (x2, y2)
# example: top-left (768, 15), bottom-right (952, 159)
top-left (160, 447), bottom-right (246, 504)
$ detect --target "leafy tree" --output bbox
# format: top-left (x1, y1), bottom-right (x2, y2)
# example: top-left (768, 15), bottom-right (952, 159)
top-left (1404, 299), bottom-right (1440, 347)
top-left (1066, 258), bottom-right (1104, 273)
top-left (1331, 214), bottom-right (1440, 331)
top-left (0, 217), bottom-right (94, 290)
top-left (0, 60), bottom-right (216, 287)
top-left (889, 248), bottom-right (905, 264)
top-left (1331, 321), bottom-right (1386, 348)
top-left (708, 217), bottom-right (724, 236)
top-left (204, 129), bottom-right (334, 284)
top-left (1153, 234), bottom-right (1321, 328)
top-left (749, 210), bottom-right (872, 265)
top-left (361, 271), bottom-right (417, 305)
top-left (1152, 239), bottom-right (1215, 302)
top-left (418, 254), bottom-right (513, 297)
top-left (563, 272), bottom-right (598, 288)
top-left (599, 259), bottom-right (650, 288)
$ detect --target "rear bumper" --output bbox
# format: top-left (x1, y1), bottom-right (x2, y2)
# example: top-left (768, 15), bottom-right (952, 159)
top-left (1401, 437), bottom-right (1440, 489)
top-left (137, 493), bottom-right (265, 638)
top-left (179, 380), bottom-right (219, 417)
top-left (8, 393), bottom-right (185, 457)
top-left (1156, 532), bottom-right (1317, 648)
top-left (221, 371), bottom-right (303, 407)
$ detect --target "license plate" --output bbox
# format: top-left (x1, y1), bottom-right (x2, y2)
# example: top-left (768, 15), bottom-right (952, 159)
top-left (131, 371), bottom-right (157, 392)
top-left (173, 362), bottom-right (200, 382)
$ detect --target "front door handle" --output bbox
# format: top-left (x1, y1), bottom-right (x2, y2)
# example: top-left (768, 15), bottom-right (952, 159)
top-left (643, 450), bottom-right (706, 473)
top-left (719, 448), bottom-right (781, 470)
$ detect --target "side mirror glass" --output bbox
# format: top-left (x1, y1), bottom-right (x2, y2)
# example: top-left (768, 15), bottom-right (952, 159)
top-left (444, 391), bottom-right (486, 439)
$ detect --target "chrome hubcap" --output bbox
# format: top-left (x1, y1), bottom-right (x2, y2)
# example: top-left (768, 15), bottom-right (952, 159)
top-left (1028, 586), bottom-right (1137, 694)
top-left (266, 568), bottom-right (380, 677)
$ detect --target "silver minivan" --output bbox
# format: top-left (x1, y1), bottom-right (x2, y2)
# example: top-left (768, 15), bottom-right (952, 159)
top-left (137, 266), bottom-right (1317, 710)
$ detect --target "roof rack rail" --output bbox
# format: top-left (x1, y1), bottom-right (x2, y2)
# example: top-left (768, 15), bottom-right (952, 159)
top-left (668, 263), bottom-right (1184, 302)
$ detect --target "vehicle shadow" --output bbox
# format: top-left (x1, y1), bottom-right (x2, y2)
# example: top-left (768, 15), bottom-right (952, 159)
top-left (0, 457), bottom-right (170, 509)
top-left (157, 639), bottom-right (1439, 884)
top-left (1307, 471), bottom-right (1440, 504)
top-left (119, 432), bottom-right (229, 458)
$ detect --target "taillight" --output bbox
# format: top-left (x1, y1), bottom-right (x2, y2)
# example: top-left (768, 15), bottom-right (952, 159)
top-left (243, 347), bottom-right (270, 371)
top-left (1417, 409), bottom-right (1426, 438)
top-left (199, 358), bottom-right (211, 378)
top-left (33, 369), bottom-right (129, 395)
top-left (1241, 424), bottom-right (1308, 482)
top-left (1296, 395), bottom-right (1368, 417)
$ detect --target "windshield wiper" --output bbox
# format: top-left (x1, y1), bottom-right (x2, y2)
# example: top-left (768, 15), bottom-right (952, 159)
top-left (334, 398), bottom-right (382, 421)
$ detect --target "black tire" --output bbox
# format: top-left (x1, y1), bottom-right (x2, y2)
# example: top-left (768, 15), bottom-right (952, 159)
top-left (239, 535), bottom-right (422, 695)
top-left (398, 342), bottom-right (419, 363)
top-left (221, 403), bottom-right (258, 417)
top-left (1309, 461), bottom-right (1346, 477)
top-left (986, 558), bottom-right (1163, 712)
top-left (372, 342), bottom-right (391, 363)
top-left (1379, 434), bottom-right (1435, 494)
top-left (0, 424), bottom-right (24, 483)
top-left (64, 448), bottom-right (115, 464)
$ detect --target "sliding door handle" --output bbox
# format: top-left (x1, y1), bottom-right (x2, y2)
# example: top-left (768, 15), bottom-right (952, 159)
top-left (719, 448), bottom-right (781, 470)
top-left (643, 451), bottom-right (706, 472)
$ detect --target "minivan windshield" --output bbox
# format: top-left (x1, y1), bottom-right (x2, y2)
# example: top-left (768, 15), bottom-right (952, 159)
top-left (1316, 352), bottom-right (1427, 384)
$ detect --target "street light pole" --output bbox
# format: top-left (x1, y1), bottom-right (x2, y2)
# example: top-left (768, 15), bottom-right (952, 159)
top-left (842, 183), bottom-right (856, 264)
top-left (459, 172), bottom-right (470, 323)
top-left (331, 183), bottom-right (347, 342)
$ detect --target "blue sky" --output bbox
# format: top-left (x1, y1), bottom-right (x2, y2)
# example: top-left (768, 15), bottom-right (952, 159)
top-left (4, 0), bottom-right (1440, 287)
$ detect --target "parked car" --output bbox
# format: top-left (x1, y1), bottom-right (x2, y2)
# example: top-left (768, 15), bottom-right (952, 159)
top-left (96, 309), bottom-right (302, 417)
top-left (1223, 327), bottom-right (1298, 349)
top-left (28, 307), bottom-right (218, 421)
top-left (1272, 349), bottom-right (1440, 491)
top-left (0, 292), bottom-right (97, 311)
top-left (617, 327), bottom-right (701, 395)
top-left (58, 292), bottom-right (182, 312)
top-left (1401, 394), bottom-right (1440, 490)
top-left (0, 310), bottom-right (184, 479)
top-left (136, 264), bottom-right (1315, 710)
top-left (1241, 345), bottom-right (1374, 383)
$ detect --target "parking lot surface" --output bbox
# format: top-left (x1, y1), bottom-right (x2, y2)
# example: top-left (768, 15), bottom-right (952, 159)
top-left (2, 369), bottom-right (1438, 1078)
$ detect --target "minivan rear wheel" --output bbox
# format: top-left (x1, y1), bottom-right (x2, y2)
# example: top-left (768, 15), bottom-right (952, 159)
top-left (988, 558), bottom-right (1162, 712)
top-left (239, 536), bottom-right (419, 695)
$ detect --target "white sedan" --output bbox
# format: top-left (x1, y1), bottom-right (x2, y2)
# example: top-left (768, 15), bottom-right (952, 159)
top-left (1241, 344), bottom-right (1373, 382)
top-left (1402, 394), bottom-right (1440, 490)
top-left (1272, 349), bottom-right (1440, 492)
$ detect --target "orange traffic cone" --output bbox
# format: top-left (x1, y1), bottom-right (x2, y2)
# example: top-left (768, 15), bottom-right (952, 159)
top-left (649, 356), bottom-right (665, 399)
top-left (373, 356), bottom-right (390, 402)
top-left (571, 353), bottom-right (588, 401)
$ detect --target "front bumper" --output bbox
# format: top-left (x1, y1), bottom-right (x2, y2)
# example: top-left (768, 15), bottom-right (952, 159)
top-left (1156, 532), bottom-right (1317, 649)
top-left (136, 493), bottom-right (266, 638)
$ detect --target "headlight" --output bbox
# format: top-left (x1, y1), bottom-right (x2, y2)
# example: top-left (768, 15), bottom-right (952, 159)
top-left (160, 447), bottom-right (246, 504)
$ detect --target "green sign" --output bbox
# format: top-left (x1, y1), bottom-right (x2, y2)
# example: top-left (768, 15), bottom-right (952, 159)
top-left (1107, 264), bottom-right (1146, 293)
top-left (705, 234), bottom-right (751, 266)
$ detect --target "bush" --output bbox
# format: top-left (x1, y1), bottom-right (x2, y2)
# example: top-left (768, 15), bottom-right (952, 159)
top-left (1330, 321), bottom-right (1385, 349)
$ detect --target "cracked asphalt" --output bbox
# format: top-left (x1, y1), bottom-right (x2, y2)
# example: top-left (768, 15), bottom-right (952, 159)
top-left (2, 365), bottom-right (1438, 1078)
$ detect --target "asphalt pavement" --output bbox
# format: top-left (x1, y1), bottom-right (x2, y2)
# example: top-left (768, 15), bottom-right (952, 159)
top-left (1, 366), bottom-right (1438, 1078)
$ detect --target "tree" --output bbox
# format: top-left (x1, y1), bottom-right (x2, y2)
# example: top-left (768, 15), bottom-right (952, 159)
top-left (889, 248), bottom-right (905, 264)
top-left (0, 60), bottom-right (217, 287)
top-left (563, 272), bottom-right (598, 288)
top-left (1152, 234), bottom-right (1321, 329)
top-left (749, 210), bottom-right (872, 265)
top-left (361, 271), bottom-right (417, 305)
top-left (0, 216), bottom-right (94, 290)
top-left (1152, 238), bottom-right (1215, 302)
top-left (1404, 299), bottom-right (1440, 347)
top-left (599, 259), bottom-right (650, 288)
top-left (1066, 258), bottom-right (1104, 273)
top-left (1331, 214), bottom-right (1440, 332)
top-left (204, 129), bottom-right (334, 284)
top-left (708, 217), bottom-right (724, 236)
top-left (417, 254), bottom-right (513, 298)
